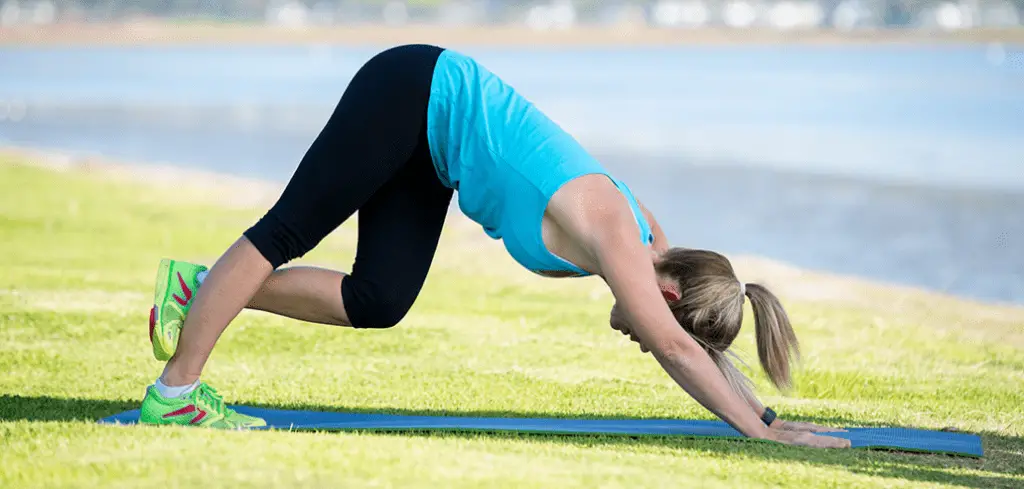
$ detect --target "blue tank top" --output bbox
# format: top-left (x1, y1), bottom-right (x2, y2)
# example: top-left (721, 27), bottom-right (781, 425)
top-left (425, 49), bottom-right (653, 276)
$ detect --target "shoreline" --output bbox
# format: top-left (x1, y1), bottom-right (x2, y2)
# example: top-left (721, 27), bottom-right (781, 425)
top-left (2, 24), bottom-right (1024, 47)
top-left (4, 144), bottom-right (1023, 320)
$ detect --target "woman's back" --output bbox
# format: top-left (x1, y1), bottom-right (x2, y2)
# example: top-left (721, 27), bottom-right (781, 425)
top-left (426, 48), bottom-right (652, 275)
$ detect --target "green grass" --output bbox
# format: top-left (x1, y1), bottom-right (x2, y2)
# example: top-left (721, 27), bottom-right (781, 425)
top-left (1, 158), bottom-right (1022, 488)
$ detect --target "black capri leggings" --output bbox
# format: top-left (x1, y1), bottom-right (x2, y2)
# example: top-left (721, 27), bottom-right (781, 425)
top-left (243, 44), bottom-right (452, 329)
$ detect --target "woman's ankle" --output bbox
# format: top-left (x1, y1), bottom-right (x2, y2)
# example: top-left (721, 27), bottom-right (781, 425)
top-left (160, 358), bottom-right (201, 388)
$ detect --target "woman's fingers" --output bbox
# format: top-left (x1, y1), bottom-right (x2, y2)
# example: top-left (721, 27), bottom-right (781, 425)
top-left (611, 317), bottom-right (648, 353)
top-left (808, 424), bottom-right (848, 433)
top-left (771, 430), bottom-right (851, 449)
top-left (627, 333), bottom-right (649, 353)
top-left (802, 434), bottom-right (851, 449)
top-left (783, 421), bottom-right (848, 433)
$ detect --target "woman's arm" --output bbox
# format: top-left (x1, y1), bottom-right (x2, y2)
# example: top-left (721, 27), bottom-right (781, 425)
top-left (636, 198), bottom-right (841, 434)
top-left (586, 209), bottom-right (774, 439)
top-left (545, 178), bottom-right (848, 448)
top-left (546, 182), bottom-right (769, 438)
top-left (597, 221), bottom-right (845, 446)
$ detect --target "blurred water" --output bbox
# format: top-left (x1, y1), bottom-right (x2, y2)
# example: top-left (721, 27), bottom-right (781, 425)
top-left (1, 44), bottom-right (1023, 303)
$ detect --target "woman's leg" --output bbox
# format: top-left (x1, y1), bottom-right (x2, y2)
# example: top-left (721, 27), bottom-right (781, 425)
top-left (163, 139), bottom-right (453, 385)
top-left (337, 134), bottom-right (454, 330)
top-left (162, 235), bottom-right (272, 387)
top-left (246, 266), bottom-right (351, 326)
top-left (244, 118), bottom-right (454, 329)
top-left (159, 44), bottom-right (445, 387)
top-left (207, 130), bottom-right (454, 331)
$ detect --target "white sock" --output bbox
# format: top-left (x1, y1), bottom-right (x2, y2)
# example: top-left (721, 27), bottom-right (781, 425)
top-left (196, 269), bottom-right (209, 286)
top-left (155, 378), bottom-right (200, 399)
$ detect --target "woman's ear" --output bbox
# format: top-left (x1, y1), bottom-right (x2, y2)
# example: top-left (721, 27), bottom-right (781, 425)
top-left (659, 281), bottom-right (681, 302)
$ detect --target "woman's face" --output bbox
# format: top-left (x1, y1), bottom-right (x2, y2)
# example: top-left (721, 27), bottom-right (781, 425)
top-left (609, 302), bottom-right (649, 353)
top-left (610, 274), bottom-right (680, 354)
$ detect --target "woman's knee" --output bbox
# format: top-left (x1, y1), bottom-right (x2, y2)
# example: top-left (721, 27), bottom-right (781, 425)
top-left (243, 213), bottom-right (313, 269)
top-left (341, 277), bottom-right (418, 329)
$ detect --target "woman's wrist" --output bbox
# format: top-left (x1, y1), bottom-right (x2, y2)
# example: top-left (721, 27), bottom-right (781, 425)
top-left (754, 426), bottom-right (784, 442)
top-left (759, 406), bottom-right (786, 430)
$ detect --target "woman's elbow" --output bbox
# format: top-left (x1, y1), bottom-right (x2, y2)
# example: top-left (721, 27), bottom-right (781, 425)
top-left (651, 335), bottom-right (704, 364)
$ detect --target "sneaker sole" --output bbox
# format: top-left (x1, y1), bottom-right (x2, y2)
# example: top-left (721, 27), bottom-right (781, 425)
top-left (150, 258), bottom-right (176, 361)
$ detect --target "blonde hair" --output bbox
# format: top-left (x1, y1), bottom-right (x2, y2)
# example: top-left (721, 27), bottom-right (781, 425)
top-left (654, 248), bottom-right (800, 402)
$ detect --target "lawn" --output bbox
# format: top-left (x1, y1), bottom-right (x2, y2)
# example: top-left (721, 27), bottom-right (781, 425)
top-left (1, 157), bottom-right (1022, 488)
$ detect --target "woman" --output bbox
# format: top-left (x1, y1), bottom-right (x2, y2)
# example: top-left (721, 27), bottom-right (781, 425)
top-left (141, 44), bottom-right (849, 448)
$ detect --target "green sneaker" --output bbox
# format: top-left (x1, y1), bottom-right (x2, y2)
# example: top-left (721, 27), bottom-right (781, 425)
top-left (149, 259), bottom-right (208, 361)
top-left (139, 382), bottom-right (267, 429)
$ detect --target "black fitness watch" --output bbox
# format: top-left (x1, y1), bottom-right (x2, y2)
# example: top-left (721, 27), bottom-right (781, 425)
top-left (761, 407), bottom-right (777, 427)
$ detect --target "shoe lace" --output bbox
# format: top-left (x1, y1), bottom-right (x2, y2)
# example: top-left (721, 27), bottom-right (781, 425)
top-left (194, 383), bottom-right (234, 415)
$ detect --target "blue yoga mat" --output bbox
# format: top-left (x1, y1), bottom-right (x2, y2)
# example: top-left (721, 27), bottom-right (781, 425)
top-left (99, 407), bottom-right (983, 458)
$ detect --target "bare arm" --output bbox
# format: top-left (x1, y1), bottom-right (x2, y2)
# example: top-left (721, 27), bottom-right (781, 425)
top-left (742, 392), bottom-right (777, 428)
top-left (547, 182), bottom-right (769, 438)
top-left (636, 199), bottom-right (808, 432)
top-left (635, 198), bottom-right (841, 433)
top-left (545, 177), bottom-right (849, 448)
top-left (545, 181), bottom-right (766, 437)
top-left (587, 211), bottom-right (773, 439)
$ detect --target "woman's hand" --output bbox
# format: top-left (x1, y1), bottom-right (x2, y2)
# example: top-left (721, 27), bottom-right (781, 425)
top-left (774, 419), bottom-right (847, 433)
top-left (610, 303), bottom-right (650, 353)
top-left (766, 429), bottom-right (851, 448)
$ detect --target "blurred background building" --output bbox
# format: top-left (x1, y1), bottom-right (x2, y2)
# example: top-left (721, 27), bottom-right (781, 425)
top-left (0, 0), bottom-right (1021, 30)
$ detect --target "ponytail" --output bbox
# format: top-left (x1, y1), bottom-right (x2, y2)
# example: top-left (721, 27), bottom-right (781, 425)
top-left (653, 247), bottom-right (801, 399)
top-left (744, 283), bottom-right (800, 390)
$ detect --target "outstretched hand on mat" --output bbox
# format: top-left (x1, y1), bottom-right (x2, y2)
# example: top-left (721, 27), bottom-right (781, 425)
top-left (610, 296), bottom-right (850, 447)
top-left (770, 430), bottom-right (852, 449)
top-left (776, 420), bottom-right (847, 433)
